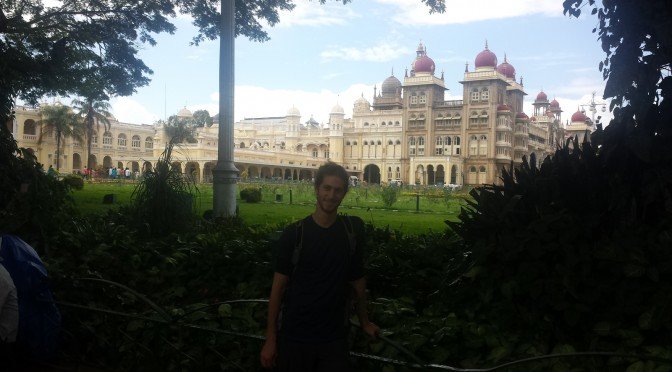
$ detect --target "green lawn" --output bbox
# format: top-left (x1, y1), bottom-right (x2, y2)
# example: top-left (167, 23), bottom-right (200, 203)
top-left (70, 181), bottom-right (465, 234)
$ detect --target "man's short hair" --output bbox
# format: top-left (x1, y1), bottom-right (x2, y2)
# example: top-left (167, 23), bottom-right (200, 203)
top-left (315, 162), bottom-right (349, 194)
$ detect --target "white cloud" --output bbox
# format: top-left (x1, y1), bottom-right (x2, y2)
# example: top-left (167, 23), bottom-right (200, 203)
top-left (376, 0), bottom-right (562, 25)
top-left (277, 0), bottom-right (360, 27)
top-left (321, 42), bottom-right (410, 62)
top-left (110, 97), bottom-right (160, 124)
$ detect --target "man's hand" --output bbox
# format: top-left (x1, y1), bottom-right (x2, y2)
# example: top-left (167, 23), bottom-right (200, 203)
top-left (361, 321), bottom-right (380, 339)
top-left (260, 339), bottom-right (277, 369)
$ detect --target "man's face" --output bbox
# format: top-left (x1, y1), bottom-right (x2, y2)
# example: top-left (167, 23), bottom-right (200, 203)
top-left (315, 175), bottom-right (347, 214)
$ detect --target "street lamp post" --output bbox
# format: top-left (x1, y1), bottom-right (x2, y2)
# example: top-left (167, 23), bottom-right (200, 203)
top-left (212, 0), bottom-right (239, 217)
top-left (580, 91), bottom-right (607, 125)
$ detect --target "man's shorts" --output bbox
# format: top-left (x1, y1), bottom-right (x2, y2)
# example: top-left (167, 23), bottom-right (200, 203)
top-left (275, 337), bottom-right (349, 372)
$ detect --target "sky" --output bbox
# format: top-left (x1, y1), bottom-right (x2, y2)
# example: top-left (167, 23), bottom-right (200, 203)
top-left (104, 0), bottom-right (613, 127)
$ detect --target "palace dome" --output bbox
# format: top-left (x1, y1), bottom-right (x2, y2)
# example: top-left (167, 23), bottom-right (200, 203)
top-left (571, 110), bottom-right (589, 123)
top-left (330, 103), bottom-right (344, 115)
top-left (412, 42), bottom-right (435, 75)
top-left (497, 104), bottom-right (511, 112)
top-left (550, 98), bottom-right (560, 108)
top-left (353, 95), bottom-right (371, 113)
top-left (496, 56), bottom-right (515, 79)
top-left (177, 107), bottom-right (192, 118)
top-left (475, 43), bottom-right (498, 68)
top-left (535, 91), bottom-right (548, 102)
top-left (516, 112), bottom-right (529, 120)
top-left (286, 106), bottom-right (300, 117)
top-left (381, 75), bottom-right (402, 97)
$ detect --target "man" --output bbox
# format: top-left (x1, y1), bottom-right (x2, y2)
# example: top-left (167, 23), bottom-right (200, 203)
top-left (261, 162), bottom-right (379, 371)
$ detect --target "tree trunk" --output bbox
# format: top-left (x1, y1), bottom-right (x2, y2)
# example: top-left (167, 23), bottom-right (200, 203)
top-left (56, 131), bottom-right (61, 171)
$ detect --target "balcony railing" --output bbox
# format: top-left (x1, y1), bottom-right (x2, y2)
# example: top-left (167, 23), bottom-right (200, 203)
top-left (23, 134), bottom-right (38, 141)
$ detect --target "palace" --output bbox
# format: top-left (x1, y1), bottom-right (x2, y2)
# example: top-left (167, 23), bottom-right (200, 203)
top-left (7, 42), bottom-right (595, 186)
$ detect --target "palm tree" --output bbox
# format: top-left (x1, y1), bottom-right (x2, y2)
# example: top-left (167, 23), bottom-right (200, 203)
top-left (72, 98), bottom-right (111, 170)
top-left (38, 104), bottom-right (84, 171)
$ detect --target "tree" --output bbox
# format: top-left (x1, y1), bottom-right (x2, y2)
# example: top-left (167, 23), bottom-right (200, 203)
top-left (38, 104), bottom-right (84, 171)
top-left (72, 98), bottom-right (112, 170)
top-left (163, 115), bottom-right (197, 144)
top-left (563, 0), bottom-right (672, 224)
top-left (192, 109), bottom-right (214, 127)
top-left (0, 1), bottom-right (178, 125)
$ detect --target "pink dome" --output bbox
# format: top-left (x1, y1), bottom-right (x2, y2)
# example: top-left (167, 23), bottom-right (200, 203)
top-left (571, 110), bottom-right (589, 122)
top-left (550, 98), bottom-right (560, 108)
top-left (516, 112), bottom-right (529, 120)
top-left (496, 56), bottom-right (515, 79)
top-left (413, 55), bottom-right (435, 74)
top-left (475, 47), bottom-right (497, 68)
top-left (535, 91), bottom-right (548, 102)
top-left (412, 42), bottom-right (435, 75)
top-left (497, 104), bottom-right (511, 111)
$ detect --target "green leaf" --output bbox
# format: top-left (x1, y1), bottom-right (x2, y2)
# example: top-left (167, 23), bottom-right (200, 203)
top-left (218, 304), bottom-right (232, 318)
top-left (626, 361), bottom-right (645, 372)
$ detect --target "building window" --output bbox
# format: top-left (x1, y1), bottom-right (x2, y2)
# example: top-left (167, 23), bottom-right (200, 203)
top-left (117, 134), bottom-right (127, 147)
top-left (92, 131), bottom-right (98, 144)
top-left (346, 141), bottom-right (351, 146)
top-left (312, 149), bottom-right (318, 157)
top-left (481, 88), bottom-right (489, 101)
top-left (471, 89), bottom-right (480, 101)
top-left (324, 150), bottom-right (330, 158)
top-left (131, 135), bottom-right (141, 148)
top-left (103, 132), bottom-right (113, 145)
top-left (419, 95), bottom-right (427, 104)
top-left (479, 135), bottom-right (488, 156)
top-left (410, 95), bottom-right (418, 104)
top-left (435, 148), bottom-right (443, 155)
top-left (145, 137), bottom-right (153, 149)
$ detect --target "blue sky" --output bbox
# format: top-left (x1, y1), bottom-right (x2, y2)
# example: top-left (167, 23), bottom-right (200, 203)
top-left (107, 0), bottom-right (612, 126)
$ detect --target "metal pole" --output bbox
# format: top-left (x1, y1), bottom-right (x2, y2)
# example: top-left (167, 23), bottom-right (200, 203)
top-left (212, 0), bottom-right (239, 217)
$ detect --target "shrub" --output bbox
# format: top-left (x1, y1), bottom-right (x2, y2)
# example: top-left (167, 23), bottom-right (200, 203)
top-left (448, 137), bottom-right (672, 359)
top-left (240, 187), bottom-right (262, 203)
top-left (130, 143), bottom-right (198, 236)
top-left (62, 174), bottom-right (84, 190)
top-left (380, 185), bottom-right (398, 207)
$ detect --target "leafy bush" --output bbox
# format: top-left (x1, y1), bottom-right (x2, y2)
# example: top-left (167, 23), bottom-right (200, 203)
top-left (240, 187), bottom-right (262, 203)
top-left (62, 174), bottom-right (84, 190)
top-left (130, 143), bottom-right (198, 236)
top-left (380, 185), bottom-right (398, 207)
top-left (448, 137), bottom-right (672, 365)
top-left (0, 123), bottom-right (74, 251)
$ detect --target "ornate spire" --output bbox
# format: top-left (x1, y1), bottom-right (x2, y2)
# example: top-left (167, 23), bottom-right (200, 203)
top-left (485, 39), bottom-right (489, 50)
top-left (520, 75), bottom-right (524, 86)
top-left (465, 61), bottom-right (469, 72)
top-left (405, 68), bottom-right (408, 77)
top-left (441, 70), bottom-right (444, 80)
top-left (391, 67), bottom-right (394, 76)
top-left (504, 53), bottom-right (508, 63)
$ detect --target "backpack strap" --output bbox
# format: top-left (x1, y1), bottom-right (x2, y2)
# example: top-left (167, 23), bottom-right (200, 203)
top-left (291, 219), bottom-right (304, 276)
top-left (339, 214), bottom-right (357, 256)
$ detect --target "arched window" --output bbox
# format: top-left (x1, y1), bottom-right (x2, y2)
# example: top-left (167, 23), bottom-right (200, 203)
top-left (353, 141), bottom-right (358, 145)
top-left (395, 121), bottom-right (400, 126)
top-left (376, 140), bottom-right (382, 145)
top-left (446, 136), bottom-right (452, 145)
top-left (409, 136), bottom-right (416, 146)
top-left (363, 122), bottom-right (369, 126)
top-left (363, 140), bottom-right (368, 145)
top-left (418, 136), bottom-right (425, 146)
top-left (145, 136), bottom-right (153, 149)
top-left (395, 139), bottom-right (401, 145)
top-left (131, 135), bottom-right (141, 148)
top-left (479, 166), bottom-right (486, 172)
top-left (381, 121), bottom-right (386, 126)
top-left (481, 88), bottom-right (489, 101)
top-left (436, 136), bottom-right (443, 146)
top-left (117, 133), bottom-right (127, 147)
top-left (239, 142), bottom-right (245, 148)
top-left (103, 131), bottom-right (113, 145)
top-left (471, 88), bottom-right (480, 101)
top-left (346, 141), bottom-right (351, 146)
top-left (479, 135), bottom-right (488, 155)
top-left (469, 135), bottom-right (478, 156)
top-left (455, 136), bottom-right (461, 145)
top-left (387, 140), bottom-right (393, 145)
top-left (312, 148), bottom-right (318, 158)
top-left (92, 130), bottom-right (98, 144)
top-left (23, 120), bottom-right (36, 135)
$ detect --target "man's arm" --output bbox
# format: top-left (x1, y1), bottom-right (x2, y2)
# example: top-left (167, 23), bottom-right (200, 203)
top-left (260, 272), bottom-right (288, 369)
top-left (350, 276), bottom-right (379, 338)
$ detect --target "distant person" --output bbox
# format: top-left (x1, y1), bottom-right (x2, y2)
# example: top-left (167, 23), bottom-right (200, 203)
top-left (125, 168), bottom-right (131, 179)
top-left (0, 256), bottom-right (18, 371)
top-left (111, 167), bottom-right (117, 179)
top-left (260, 162), bottom-right (379, 371)
top-left (46, 165), bottom-right (56, 177)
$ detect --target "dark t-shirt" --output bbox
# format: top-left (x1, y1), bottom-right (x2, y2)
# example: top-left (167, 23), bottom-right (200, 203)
top-left (275, 215), bottom-right (365, 343)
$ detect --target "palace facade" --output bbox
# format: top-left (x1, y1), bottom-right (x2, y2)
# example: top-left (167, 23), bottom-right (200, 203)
top-left (7, 42), bottom-right (595, 186)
